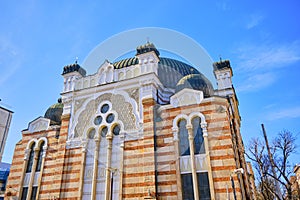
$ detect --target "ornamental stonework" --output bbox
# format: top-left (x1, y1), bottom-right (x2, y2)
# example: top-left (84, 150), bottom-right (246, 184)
top-left (74, 93), bottom-right (137, 138)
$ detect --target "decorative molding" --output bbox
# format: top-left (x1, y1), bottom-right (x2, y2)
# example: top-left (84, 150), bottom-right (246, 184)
top-left (170, 88), bottom-right (203, 108)
top-left (33, 172), bottom-right (40, 186)
top-left (66, 138), bottom-right (82, 149)
top-left (27, 117), bottom-right (50, 133)
top-left (68, 91), bottom-right (139, 140)
top-left (140, 81), bottom-right (158, 102)
top-left (180, 154), bottom-right (207, 173)
top-left (23, 173), bottom-right (31, 187)
top-left (62, 94), bottom-right (73, 115)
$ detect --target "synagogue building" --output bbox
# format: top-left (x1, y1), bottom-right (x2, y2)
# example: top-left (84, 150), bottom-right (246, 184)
top-left (6, 41), bottom-right (254, 199)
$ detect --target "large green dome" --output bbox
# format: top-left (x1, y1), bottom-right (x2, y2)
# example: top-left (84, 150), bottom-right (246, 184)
top-left (175, 74), bottom-right (214, 97)
top-left (112, 42), bottom-right (214, 96)
top-left (113, 56), bottom-right (213, 96)
top-left (113, 57), bottom-right (212, 89)
top-left (44, 98), bottom-right (63, 125)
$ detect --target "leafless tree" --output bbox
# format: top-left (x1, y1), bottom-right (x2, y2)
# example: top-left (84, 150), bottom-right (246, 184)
top-left (246, 130), bottom-right (298, 200)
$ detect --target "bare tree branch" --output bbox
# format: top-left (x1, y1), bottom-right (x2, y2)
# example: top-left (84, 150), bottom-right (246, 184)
top-left (246, 129), bottom-right (298, 200)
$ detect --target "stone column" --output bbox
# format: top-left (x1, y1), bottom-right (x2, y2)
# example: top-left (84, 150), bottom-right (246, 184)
top-left (35, 145), bottom-right (47, 200)
top-left (202, 123), bottom-right (215, 200)
top-left (104, 135), bottom-right (113, 200)
top-left (172, 127), bottom-right (183, 199)
top-left (187, 125), bottom-right (199, 200)
top-left (18, 148), bottom-right (31, 200)
top-left (26, 148), bottom-right (39, 200)
top-left (118, 134), bottom-right (125, 199)
top-left (79, 141), bottom-right (87, 199)
top-left (91, 136), bottom-right (100, 200)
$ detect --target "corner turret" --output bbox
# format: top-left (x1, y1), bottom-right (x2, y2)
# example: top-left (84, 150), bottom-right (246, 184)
top-left (62, 61), bottom-right (86, 93)
top-left (135, 42), bottom-right (160, 75)
top-left (213, 59), bottom-right (234, 96)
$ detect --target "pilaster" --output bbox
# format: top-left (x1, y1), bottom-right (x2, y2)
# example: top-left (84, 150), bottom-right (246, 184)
top-left (187, 124), bottom-right (199, 200)
top-left (202, 123), bottom-right (215, 200)
top-left (79, 141), bottom-right (87, 199)
top-left (142, 98), bottom-right (157, 199)
top-left (26, 148), bottom-right (39, 200)
top-left (172, 127), bottom-right (183, 199)
top-left (35, 145), bottom-right (47, 200)
top-left (104, 135), bottom-right (113, 200)
top-left (91, 136), bottom-right (100, 200)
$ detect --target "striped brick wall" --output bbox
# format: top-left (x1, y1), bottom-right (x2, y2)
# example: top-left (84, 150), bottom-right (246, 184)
top-left (122, 98), bottom-right (157, 199)
top-left (6, 140), bottom-right (26, 197)
top-left (153, 98), bottom-right (243, 200)
top-left (155, 106), bottom-right (180, 200)
top-left (6, 96), bottom-right (248, 200)
top-left (5, 114), bottom-right (83, 200)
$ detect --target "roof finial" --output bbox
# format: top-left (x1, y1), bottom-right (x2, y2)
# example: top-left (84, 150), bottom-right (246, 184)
top-left (219, 55), bottom-right (222, 62)
top-left (75, 57), bottom-right (78, 64)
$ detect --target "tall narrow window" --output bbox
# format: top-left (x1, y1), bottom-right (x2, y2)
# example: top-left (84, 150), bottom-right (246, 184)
top-left (192, 117), bottom-right (205, 154)
top-left (20, 187), bottom-right (28, 200)
top-left (178, 119), bottom-right (190, 156)
top-left (181, 173), bottom-right (194, 200)
top-left (31, 186), bottom-right (38, 200)
top-left (26, 143), bottom-right (35, 173)
top-left (35, 141), bottom-right (45, 172)
top-left (197, 172), bottom-right (211, 199)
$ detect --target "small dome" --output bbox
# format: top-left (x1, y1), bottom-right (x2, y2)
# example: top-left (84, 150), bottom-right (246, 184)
top-left (175, 74), bottom-right (214, 97)
top-left (62, 61), bottom-right (86, 76)
top-left (136, 42), bottom-right (160, 57)
top-left (158, 57), bottom-right (200, 88)
top-left (44, 98), bottom-right (63, 125)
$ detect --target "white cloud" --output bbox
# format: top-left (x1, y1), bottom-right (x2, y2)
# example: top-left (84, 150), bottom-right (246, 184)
top-left (237, 41), bottom-right (300, 72)
top-left (236, 72), bottom-right (275, 92)
top-left (234, 41), bottom-right (300, 92)
top-left (246, 13), bottom-right (264, 29)
top-left (266, 106), bottom-right (300, 121)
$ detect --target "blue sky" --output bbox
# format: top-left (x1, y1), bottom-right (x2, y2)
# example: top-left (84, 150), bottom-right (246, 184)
top-left (1, 1), bottom-right (299, 163)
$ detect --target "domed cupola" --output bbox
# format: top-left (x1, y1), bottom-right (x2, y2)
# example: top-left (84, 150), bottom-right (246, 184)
top-left (44, 98), bottom-right (63, 125)
top-left (157, 57), bottom-right (201, 88)
top-left (136, 41), bottom-right (160, 57)
top-left (112, 42), bottom-right (215, 96)
top-left (62, 61), bottom-right (86, 76)
top-left (175, 74), bottom-right (214, 97)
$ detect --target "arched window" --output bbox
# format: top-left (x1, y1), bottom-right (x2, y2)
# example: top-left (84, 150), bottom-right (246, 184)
top-left (178, 119), bottom-right (189, 156)
top-left (21, 138), bottom-right (47, 200)
top-left (36, 141), bottom-right (45, 172)
top-left (192, 117), bottom-right (205, 154)
top-left (26, 143), bottom-right (35, 173)
top-left (82, 102), bottom-right (124, 199)
top-left (174, 113), bottom-right (211, 200)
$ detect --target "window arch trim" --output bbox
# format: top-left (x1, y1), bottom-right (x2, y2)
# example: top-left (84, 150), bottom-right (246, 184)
top-left (25, 137), bottom-right (48, 151)
top-left (172, 112), bottom-right (207, 135)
